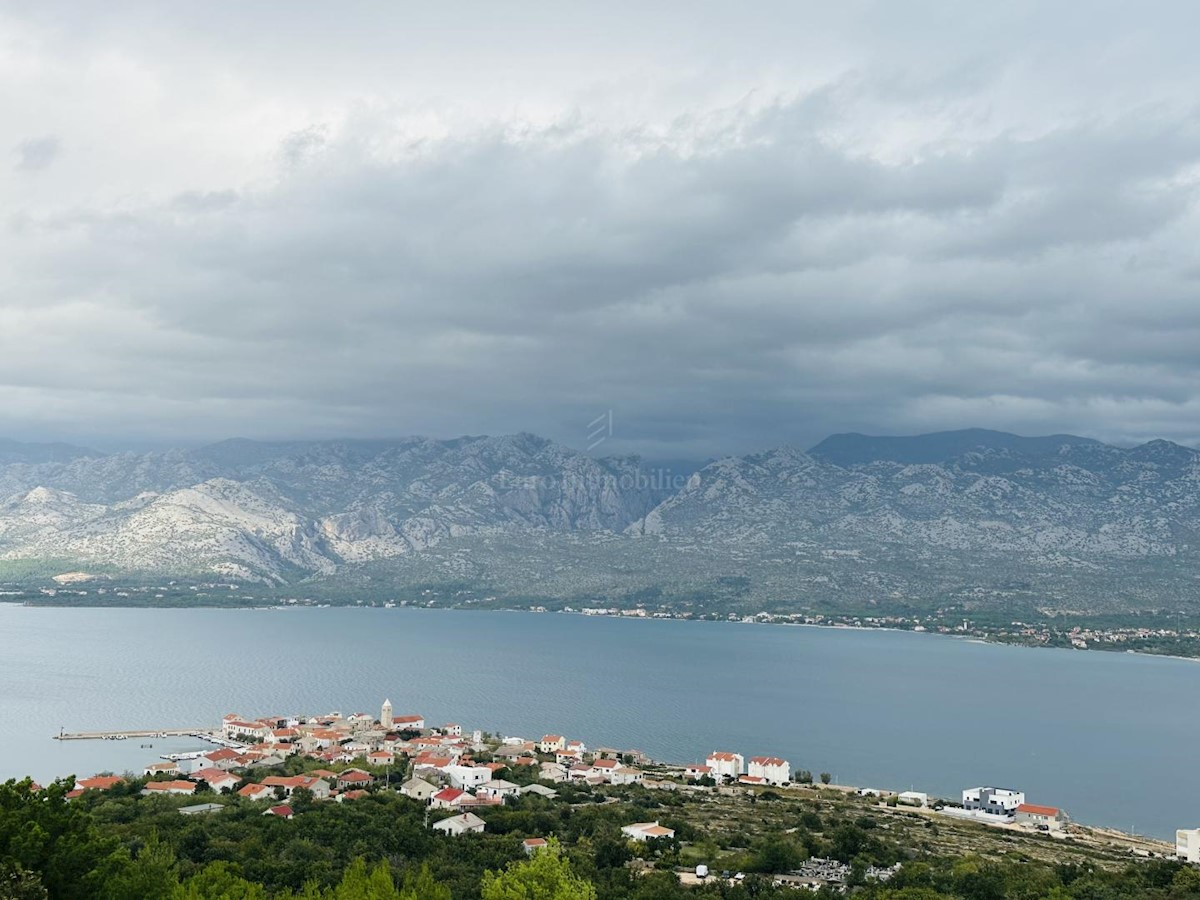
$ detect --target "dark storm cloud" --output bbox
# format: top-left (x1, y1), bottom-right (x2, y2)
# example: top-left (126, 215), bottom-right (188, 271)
top-left (3, 2), bottom-right (1200, 454)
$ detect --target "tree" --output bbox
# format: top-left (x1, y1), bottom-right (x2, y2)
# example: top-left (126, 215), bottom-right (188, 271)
top-left (172, 862), bottom-right (270, 900)
top-left (819, 773), bottom-right (832, 785)
top-left (0, 867), bottom-right (47, 900)
top-left (398, 864), bottom-right (451, 900)
top-left (329, 858), bottom-right (402, 899)
top-left (750, 835), bottom-right (803, 874)
top-left (103, 832), bottom-right (179, 900)
top-left (481, 839), bottom-right (596, 900)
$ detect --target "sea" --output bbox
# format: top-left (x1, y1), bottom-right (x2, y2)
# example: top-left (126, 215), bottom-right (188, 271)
top-left (0, 604), bottom-right (1193, 839)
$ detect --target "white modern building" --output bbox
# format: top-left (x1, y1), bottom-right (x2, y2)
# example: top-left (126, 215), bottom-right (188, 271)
top-left (747, 756), bottom-right (791, 785)
top-left (1178, 829), bottom-right (1200, 863)
top-left (706, 751), bottom-right (745, 780)
top-left (962, 786), bottom-right (1025, 816)
top-left (446, 765), bottom-right (492, 790)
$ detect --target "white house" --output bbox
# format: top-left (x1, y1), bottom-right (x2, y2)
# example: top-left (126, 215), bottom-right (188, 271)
top-left (391, 714), bottom-right (425, 731)
top-left (222, 719), bottom-right (269, 741)
top-left (522, 838), bottom-right (549, 855)
top-left (447, 765), bottom-right (492, 790)
top-left (431, 788), bottom-right (469, 810)
top-left (1015, 803), bottom-right (1068, 830)
top-left (477, 779), bottom-right (521, 800)
top-left (538, 735), bottom-right (566, 753)
top-left (706, 752), bottom-right (744, 780)
top-left (192, 768), bottom-right (240, 793)
top-left (400, 778), bottom-right (438, 803)
top-left (141, 780), bottom-right (197, 796)
top-left (1178, 829), bottom-right (1200, 863)
top-left (747, 756), bottom-right (791, 785)
top-left (898, 791), bottom-right (929, 807)
top-left (609, 767), bottom-right (644, 786)
top-left (539, 762), bottom-right (568, 783)
top-left (433, 812), bottom-right (486, 836)
top-left (441, 723), bottom-right (463, 737)
top-left (621, 821), bottom-right (675, 842)
top-left (683, 764), bottom-right (712, 781)
top-left (238, 783), bottom-right (276, 802)
top-left (143, 761), bottom-right (180, 777)
top-left (962, 787), bottom-right (1025, 816)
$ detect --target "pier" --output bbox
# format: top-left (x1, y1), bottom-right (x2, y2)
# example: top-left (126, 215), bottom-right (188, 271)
top-left (54, 728), bottom-right (215, 741)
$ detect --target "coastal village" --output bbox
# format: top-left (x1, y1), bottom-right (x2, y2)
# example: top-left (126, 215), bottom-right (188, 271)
top-left (45, 698), bottom-right (1189, 891)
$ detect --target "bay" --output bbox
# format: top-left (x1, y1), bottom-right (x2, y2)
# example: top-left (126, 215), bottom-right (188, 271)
top-left (0, 604), bottom-right (1193, 839)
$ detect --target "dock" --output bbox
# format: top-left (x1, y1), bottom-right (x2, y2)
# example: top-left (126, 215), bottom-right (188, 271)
top-left (54, 728), bottom-right (215, 741)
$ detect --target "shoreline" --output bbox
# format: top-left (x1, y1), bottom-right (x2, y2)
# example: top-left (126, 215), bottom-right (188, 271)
top-left (9, 597), bottom-right (1200, 662)
top-left (32, 711), bottom-right (1176, 854)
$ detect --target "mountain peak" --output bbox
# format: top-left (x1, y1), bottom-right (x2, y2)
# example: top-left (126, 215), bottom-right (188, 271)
top-left (809, 428), bottom-right (1104, 468)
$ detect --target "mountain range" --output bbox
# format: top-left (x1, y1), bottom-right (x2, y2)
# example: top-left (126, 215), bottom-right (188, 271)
top-left (2, 428), bottom-right (1199, 615)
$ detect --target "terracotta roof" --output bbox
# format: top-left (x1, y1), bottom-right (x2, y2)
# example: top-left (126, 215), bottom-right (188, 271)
top-left (707, 752), bottom-right (740, 761)
top-left (144, 780), bottom-right (196, 793)
top-left (523, 838), bottom-right (548, 847)
top-left (193, 767), bottom-right (237, 783)
top-left (76, 775), bottom-right (122, 791)
top-left (1016, 803), bottom-right (1061, 816)
top-left (433, 788), bottom-right (465, 803)
top-left (749, 756), bottom-right (787, 766)
top-left (266, 805), bottom-right (294, 817)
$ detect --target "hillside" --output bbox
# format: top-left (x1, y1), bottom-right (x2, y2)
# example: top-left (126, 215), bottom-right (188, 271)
top-left (3, 429), bottom-right (1200, 615)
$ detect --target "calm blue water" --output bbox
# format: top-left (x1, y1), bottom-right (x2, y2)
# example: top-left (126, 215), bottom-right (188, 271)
top-left (0, 604), bottom-right (1194, 839)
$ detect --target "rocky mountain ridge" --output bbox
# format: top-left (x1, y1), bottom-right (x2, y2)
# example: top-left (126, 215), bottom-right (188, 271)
top-left (2, 429), bottom-right (1199, 612)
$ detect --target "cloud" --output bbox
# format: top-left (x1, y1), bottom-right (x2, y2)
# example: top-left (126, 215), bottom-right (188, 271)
top-left (13, 136), bottom-right (61, 172)
top-left (2, 3), bottom-right (1200, 455)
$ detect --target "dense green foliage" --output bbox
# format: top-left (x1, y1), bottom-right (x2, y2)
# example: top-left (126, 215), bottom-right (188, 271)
top-left (4, 775), bottom-right (1200, 898)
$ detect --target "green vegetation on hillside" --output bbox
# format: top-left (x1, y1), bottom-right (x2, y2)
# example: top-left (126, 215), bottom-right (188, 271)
top-left (3, 773), bottom-right (1199, 899)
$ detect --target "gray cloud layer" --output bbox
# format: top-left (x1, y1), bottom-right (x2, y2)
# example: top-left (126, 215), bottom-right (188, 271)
top-left (2, 1), bottom-right (1200, 456)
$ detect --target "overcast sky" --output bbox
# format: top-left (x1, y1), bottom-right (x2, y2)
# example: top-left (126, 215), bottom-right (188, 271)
top-left (3, 1), bottom-right (1200, 457)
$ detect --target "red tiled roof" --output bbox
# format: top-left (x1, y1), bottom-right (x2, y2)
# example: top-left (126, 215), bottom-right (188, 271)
top-left (1016, 803), bottom-right (1061, 816)
top-left (144, 780), bottom-right (196, 793)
